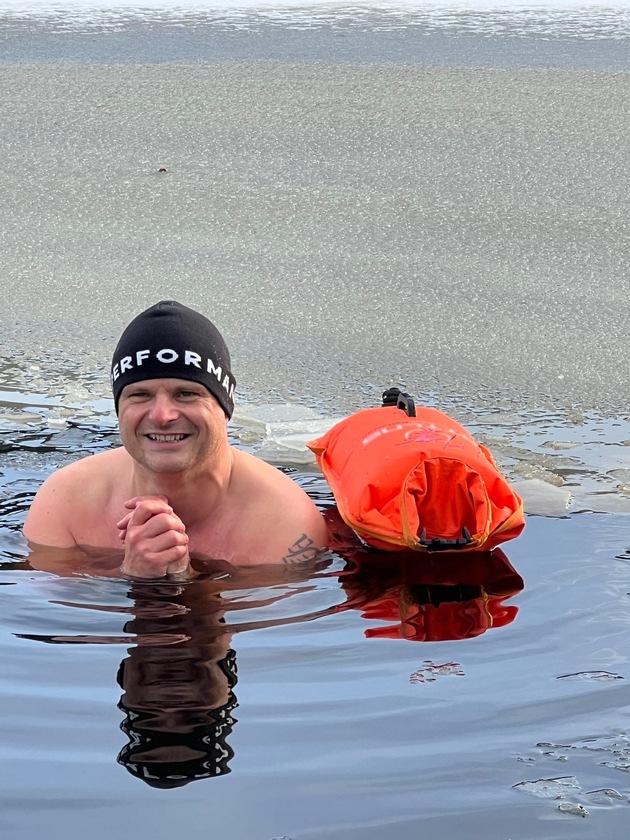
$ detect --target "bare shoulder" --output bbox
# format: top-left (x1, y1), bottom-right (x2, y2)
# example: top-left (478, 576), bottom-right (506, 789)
top-left (231, 449), bottom-right (322, 513)
top-left (32, 447), bottom-right (127, 491)
top-left (23, 448), bottom-right (129, 547)
top-left (229, 449), bottom-right (329, 563)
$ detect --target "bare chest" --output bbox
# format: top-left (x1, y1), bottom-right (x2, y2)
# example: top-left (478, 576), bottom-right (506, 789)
top-left (69, 500), bottom-right (248, 563)
top-left (70, 499), bottom-right (128, 551)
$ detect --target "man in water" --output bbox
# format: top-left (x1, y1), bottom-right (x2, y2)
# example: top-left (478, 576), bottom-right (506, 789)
top-left (23, 300), bottom-right (329, 578)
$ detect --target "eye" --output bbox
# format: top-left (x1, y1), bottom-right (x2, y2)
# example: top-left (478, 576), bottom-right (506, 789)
top-left (177, 389), bottom-right (201, 399)
top-left (125, 389), bottom-right (151, 401)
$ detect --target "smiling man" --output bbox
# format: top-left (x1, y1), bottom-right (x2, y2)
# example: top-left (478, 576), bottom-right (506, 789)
top-left (23, 301), bottom-right (329, 578)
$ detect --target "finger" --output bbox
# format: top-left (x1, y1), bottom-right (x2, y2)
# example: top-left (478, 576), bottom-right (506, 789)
top-left (121, 541), bottom-right (190, 579)
top-left (123, 518), bottom-right (189, 557)
top-left (127, 500), bottom-right (175, 528)
top-left (167, 552), bottom-right (195, 577)
top-left (133, 512), bottom-right (187, 539)
top-left (117, 500), bottom-right (178, 531)
top-left (116, 511), bottom-right (134, 530)
top-left (135, 528), bottom-right (189, 554)
top-left (122, 495), bottom-right (170, 511)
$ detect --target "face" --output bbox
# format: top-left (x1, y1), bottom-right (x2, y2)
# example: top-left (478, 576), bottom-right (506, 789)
top-left (118, 378), bottom-right (228, 475)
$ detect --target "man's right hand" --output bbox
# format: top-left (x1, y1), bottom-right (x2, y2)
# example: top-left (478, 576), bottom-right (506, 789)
top-left (118, 496), bottom-right (191, 579)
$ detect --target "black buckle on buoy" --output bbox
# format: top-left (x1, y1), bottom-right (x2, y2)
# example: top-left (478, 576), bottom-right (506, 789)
top-left (381, 387), bottom-right (416, 417)
top-left (418, 527), bottom-right (473, 551)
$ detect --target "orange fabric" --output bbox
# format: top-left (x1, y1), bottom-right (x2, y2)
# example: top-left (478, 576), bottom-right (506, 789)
top-left (307, 405), bottom-right (524, 552)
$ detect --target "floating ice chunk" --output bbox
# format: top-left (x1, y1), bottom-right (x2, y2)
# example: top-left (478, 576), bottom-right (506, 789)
top-left (540, 440), bottom-right (579, 451)
top-left (556, 671), bottom-right (624, 682)
top-left (600, 759), bottom-right (630, 772)
top-left (256, 435), bottom-right (324, 466)
top-left (512, 478), bottom-right (572, 517)
top-left (60, 382), bottom-right (98, 404)
top-left (232, 403), bottom-right (342, 464)
top-left (0, 410), bottom-right (43, 425)
top-left (233, 403), bottom-right (321, 429)
top-left (583, 788), bottom-right (625, 806)
top-left (569, 735), bottom-right (630, 753)
top-left (512, 775), bottom-right (581, 799)
top-left (557, 802), bottom-right (588, 817)
top-left (47, 416), bottom-right (69, 429)
top-left (608, 469), bottom-right (630, 485)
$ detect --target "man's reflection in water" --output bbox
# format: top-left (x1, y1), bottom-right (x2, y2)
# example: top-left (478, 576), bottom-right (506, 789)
top-left (112, 555), bottom-right (329, 788)
top-left (114, 577), bottom-right (240, 788)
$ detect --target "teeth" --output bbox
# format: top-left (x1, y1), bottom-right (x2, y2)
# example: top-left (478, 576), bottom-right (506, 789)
top-left (148, 434), bottom-right (186, 442)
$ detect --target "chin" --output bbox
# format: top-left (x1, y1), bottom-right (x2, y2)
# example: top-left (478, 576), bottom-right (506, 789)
top-left (139, 454), bottom-right (194, 474)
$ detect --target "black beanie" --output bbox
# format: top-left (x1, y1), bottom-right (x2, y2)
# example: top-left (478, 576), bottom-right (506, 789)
top-left (111, 301), bottom-right (236, 418)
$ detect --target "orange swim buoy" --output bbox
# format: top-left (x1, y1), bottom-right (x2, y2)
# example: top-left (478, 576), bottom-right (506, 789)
top-left (307, 389), bottom-right (525, 554)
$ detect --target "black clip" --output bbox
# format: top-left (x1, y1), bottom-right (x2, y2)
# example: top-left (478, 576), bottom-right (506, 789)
top-left (381, 387), bottom-right (416, 417)
top-left (418, 527), bottom-right (473, 552)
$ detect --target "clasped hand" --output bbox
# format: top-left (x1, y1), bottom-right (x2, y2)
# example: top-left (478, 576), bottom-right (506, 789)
top-left (118, 495), bottom-right (191, 579)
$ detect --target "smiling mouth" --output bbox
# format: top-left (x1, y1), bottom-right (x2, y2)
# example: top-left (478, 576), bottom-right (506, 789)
top-left (146, 433), bottom-right (189, 442)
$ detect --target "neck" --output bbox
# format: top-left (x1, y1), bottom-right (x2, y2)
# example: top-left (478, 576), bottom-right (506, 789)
top-left (129, 447), bottom-right (235, 528)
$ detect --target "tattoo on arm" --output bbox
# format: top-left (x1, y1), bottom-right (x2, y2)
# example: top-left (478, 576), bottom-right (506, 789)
top-left (282, 533), bottom-right (327, 566)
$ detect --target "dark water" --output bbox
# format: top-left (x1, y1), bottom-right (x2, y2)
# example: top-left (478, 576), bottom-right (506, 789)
top-left (2, 4), bottom-right (630, 838)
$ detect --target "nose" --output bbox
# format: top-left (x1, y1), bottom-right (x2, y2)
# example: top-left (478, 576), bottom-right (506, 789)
top-left (147, 391), bottom-right (179, 426)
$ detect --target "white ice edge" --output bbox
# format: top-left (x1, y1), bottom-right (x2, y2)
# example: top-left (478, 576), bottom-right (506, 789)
top-left (0, 389), bottom-right (114, 415)
top-left (0, 0), bottom-right (628, 12)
